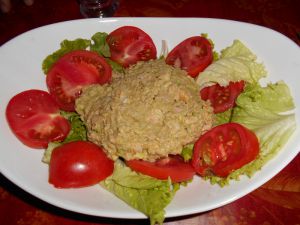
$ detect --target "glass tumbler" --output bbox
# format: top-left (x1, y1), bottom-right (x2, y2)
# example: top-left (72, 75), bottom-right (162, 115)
top-left (79, 0), bottom-right (119, 18)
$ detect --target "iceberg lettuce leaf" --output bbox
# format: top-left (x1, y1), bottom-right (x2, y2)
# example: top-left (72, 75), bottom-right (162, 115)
top-left (101, 160), bottom-right (178, 225)
top-left (196, 40), bottom-right (267, 89)
top-left (232, 81), bottom-right (296, 160)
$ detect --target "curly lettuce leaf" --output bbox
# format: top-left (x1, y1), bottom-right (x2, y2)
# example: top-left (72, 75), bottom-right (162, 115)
top-left (42, 111), bottom-right (87, 163)
top-left (42, 32), bottom-right (124, 75)
top-left (42, 38), bottom-right (91, 74)
top-left (196, 40), bottom-right (267, 89)
top-left (205, 81), bottom-right (296, 186)
top-left (101, 160), bottom-right (179, 225)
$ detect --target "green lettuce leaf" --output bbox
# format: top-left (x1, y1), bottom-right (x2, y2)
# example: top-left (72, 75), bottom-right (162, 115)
top-left (42, 38), bottom-right (91, 74)
top-left (42, 32), bottom-right (124, 75)
top-left (196, 40), bottom-right (267, 89)
top-left (60, 111), bottom-right (87, 142)
top-left (42, 111), bottom-right (87, 163)
top-left (101, 160), bottom-right (179, 225)
top-left (205, 81), bottom-right (296, 186)
top-left (200, 33), bottom-right (219, 61)
top-left (181, 144), bottom-right (194, 161)
top-left (105, 58), bottom-right (124, 73)
top-left (90, 32), bottom-right (124, 73)
top-left (90, 32), bottom-right (111, 57)
top-left (214, 109), bottom-right (233, 125)
top-left (232, 81), bottom-right (295, 128)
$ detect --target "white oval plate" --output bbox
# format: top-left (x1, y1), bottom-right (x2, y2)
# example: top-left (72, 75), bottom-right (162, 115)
top-left (0, 18), bottom-right (299, 219)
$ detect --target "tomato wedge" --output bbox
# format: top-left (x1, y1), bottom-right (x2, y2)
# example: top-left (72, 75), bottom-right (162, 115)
top-left (106, 26), bottom-right (157, 67)
top-left (200, 81), bottom-right (245, 113)
top-left (165, 36), bottom-right (213, 77)
top-left (6, 90), bottom-right (70, 148)
top-left (46, 50), bottom-right (112, 111)
top-left (49, 141), bottom-right (114, 188)
top-left (126, 155), bottom-right (195, 182)
top-left (192, 123), bottom-right (259, 177)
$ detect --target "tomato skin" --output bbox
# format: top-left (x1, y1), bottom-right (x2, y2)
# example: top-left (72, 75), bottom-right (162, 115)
top-left (46, 50), bottom-right (112, 111)
top-left (49, 141), bottom-right (114, 188)
top-left (126, 155), bottom-right (195, 183)
top-left (200, 81), bottom-right (245, 113)
top-left (6, 90), bottom-right (70, 148)
top-left (165, 36), bottom-right (213, 77)
top-left (106, 26), bottom-right (157, 67)
top-left (192, 123), bottom-right (259, 177)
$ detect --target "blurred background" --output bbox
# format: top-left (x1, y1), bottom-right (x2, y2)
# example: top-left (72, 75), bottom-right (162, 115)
top-left (1, 0), bottom-right (299, 45)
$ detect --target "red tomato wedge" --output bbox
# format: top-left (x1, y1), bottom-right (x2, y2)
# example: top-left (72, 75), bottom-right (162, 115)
top-left (192, 123), bottom-right (259, 177)
top-left (106, 26), bottom-right (157, 67)
top-left (200, 81), bottom-right (245, 113)
top-left (6, 90), bottom-right (70, 148)
top-left (165, 36), bottom-right (213, 77)
top-left (49, 141), bottom-right (114, 188)
top-left (126, 155), bottom-right (195, 182)
top-left (46, 50), bottom-right (112, 111)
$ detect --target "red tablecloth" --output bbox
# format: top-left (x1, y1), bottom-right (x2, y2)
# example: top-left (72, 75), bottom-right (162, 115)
top-left (1, 0), bottom-right (300, 224)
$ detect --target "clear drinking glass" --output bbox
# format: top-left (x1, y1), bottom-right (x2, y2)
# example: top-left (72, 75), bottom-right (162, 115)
top-left (79, 0), bottom-right (119, 18)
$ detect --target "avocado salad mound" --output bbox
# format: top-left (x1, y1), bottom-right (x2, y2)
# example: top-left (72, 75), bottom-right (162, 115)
top-left (75, 59), bottom-right (214, 162)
